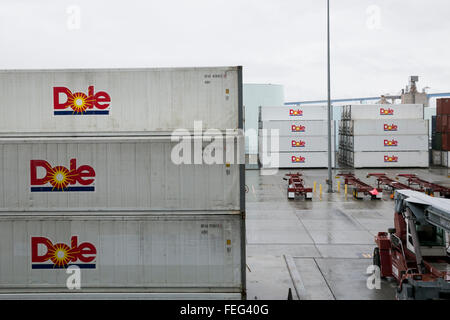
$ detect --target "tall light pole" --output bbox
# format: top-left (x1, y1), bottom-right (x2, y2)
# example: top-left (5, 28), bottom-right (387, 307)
top-left (327, 0), bottom-right (333, 193)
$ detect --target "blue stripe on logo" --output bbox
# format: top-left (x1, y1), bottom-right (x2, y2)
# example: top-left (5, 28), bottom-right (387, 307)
top-left (30, 186), bottom-right (95, 192)
top-left (32, 264), bottom-right (96, 269)
top-left (54, 110), bottom-right (109, 115)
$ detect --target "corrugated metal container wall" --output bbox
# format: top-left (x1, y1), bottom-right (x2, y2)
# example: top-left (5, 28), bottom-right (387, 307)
top-left (352, 151), bottom-right (428, 168)
top-left (443, 133), bottom-right (450, 151)
top-left (352, 135), bottom-right (428, 152)
top-left (0, 213), bottom-right (243, 297)
top-left (260, 106), bottom-right (327, 121)
top-left (259, 152), bottom-right (335, 168)
top-left (0, 136), bottom-right (242, 212)
top-left (437, 98), bottom-right (450, 115)
top-left (432, 150), bottom-right (442, 166)
top-left (259, 136), bottom-right (335, 152)
top-left (345, 104), bottom-right (424, 120)
top-left (348, 119), bottom-right (428, 136)
top-left (259, 121), bottom-right (335, 136)
top-left (0, 67), bottom-right (241, 134)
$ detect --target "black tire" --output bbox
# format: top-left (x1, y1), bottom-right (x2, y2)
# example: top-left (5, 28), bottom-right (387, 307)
top-left (373, 247), bottom-right (381, 269)
top-left (388, 228), bottom-right (396, 234)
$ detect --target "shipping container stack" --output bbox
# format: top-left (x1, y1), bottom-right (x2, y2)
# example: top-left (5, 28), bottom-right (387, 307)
top-left (338, 104), bottom-right (428, 168)
top-left (258, 105), bottom-right (335, 168)
top-left (432, 98), bottom-right (450, 167)
top-left (0, 67), bottom-right (246, 299)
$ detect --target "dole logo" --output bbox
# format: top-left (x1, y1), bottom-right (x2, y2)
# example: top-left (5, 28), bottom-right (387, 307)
top-left (291, 140), bottom-right (306, 148)
top-left (31, 236), bottom-right (96, 269)
top-left (289, 109), bottom-right (303, 116)
top-left (30, 159), bottom-right (95, 192)
top-left (380, 108), bottom-right (394, 115)
top-left (291, 125), bottom-right (306, 132)
top-left (384, 124), bottom-right (398, 131)
top-left (291, 156), bottom-right (306, 163)
top-left (384, 139), bottom-right (398, 147)
top-left (384, 155), bottom-right (398, 162)
top-left (53, 86), bottom-right (111, 115)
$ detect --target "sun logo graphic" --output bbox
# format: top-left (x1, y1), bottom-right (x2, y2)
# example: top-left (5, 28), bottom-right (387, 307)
top-left (291, 125), bottom-right (306, 132)
top-left (384, 139), bottom-right (398, 147)
top-left (31, 236), bottom-right (96, 269)
top-left (384, 155), bottom-right (398, 162)
top-left (291, 140), bottom-right (306, 148)
top-left (53, 86), bottom-right (111, 115)
top-left (289, 109), bottom-right (303, 116)
top-left (291, 156), bottom-right (306, 163)
top-left (384, 124), bottom-right (398, 131)
top-left (380, 108), bottom-right (394, 115)
top-left (30, 159), bottom-right (95, 192)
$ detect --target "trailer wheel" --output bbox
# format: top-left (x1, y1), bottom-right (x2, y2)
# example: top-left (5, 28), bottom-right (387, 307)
top-left (396, 280), bottom-right (415, 300)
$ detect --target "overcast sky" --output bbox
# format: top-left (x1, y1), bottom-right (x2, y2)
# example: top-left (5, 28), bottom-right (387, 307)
top-left (1, 0), bottom-right (449, 101)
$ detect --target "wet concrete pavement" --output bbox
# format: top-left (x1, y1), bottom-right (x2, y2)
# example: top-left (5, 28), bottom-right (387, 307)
top-left (245, 167), bottom-right (450, 300)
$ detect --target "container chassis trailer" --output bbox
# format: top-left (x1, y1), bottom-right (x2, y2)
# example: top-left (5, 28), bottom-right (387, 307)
top-left (283, 173), bottom-right (313, 200)
top-left (396, 174), bottom-right (450, 198)
top-left (367, 173), bottom-right (419, 198)
top-left (336, 173), bottom-right (382, 200)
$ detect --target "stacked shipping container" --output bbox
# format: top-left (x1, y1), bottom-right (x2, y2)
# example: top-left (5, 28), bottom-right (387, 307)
top-left (0, 67), bottom-right (246, 299)
top-left (258, 106), bottom-right (335, 168)
top-left (338, 104), bottom-right (428, 168)
top-left (431, 98), bottom-right (450, 167)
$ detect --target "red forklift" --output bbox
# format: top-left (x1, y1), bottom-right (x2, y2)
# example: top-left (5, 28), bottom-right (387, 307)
top-left (373, 190), bottom-right (450, 299)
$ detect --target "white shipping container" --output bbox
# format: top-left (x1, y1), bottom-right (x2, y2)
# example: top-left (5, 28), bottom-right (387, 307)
top-left (260, 105), bottom-right (327, 121)
top-left (351, 135), bottom-right (428, 152)
top-left (350, 151), bottom-right (428, 168)
top-left (259, 151), bottom-right (336, 168)
top-left (342, 119), bottom-right (428, 136)
top-left (0, 67), bottom-right (242, 134)
top-left (259, 121), bottom-right (335, 137)
top-left (0, 135), bottom-right (244, 212)
top-left (432, 150), bottom-right (442, 166)
top-left (0, 213), bottom-right (244, 299)
top-left (442, 151), bottom-right (450, 168)
top-left (259, 136), bottom-right (335, 152)
top-left (344, 104), bottom-right (424, 120)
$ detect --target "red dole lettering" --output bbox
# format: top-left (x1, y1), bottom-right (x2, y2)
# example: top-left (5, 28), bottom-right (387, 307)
top-left (384, 124), bottom-right (398, 131)
top-left (31, 236), bottom-right (96, 269)
top-left (53, 86), bottom-right (111, 115)
top-left (380, 108), bottom-right (394, 115)
top-left (30, 159), bottom-right (95, 192)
